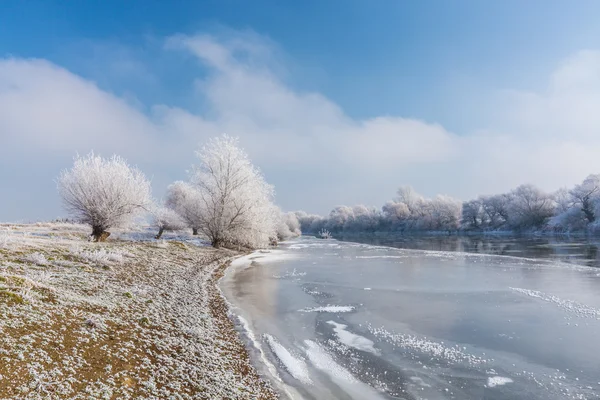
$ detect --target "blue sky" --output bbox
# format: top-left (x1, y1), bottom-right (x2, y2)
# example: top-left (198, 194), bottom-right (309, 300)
top-left (2, 1), bottom-right (600, 221)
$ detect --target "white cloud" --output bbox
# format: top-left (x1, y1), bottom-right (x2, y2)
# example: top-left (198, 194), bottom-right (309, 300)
top-left (1, 33), bottom-right (600, 221)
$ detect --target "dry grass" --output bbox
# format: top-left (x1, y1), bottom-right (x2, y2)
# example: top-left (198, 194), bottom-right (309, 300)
top-left (0, 223), bottom-right (277, 399)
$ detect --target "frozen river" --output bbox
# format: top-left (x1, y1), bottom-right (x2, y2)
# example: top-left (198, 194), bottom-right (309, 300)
top-left (220, 236), bottom-right (600, 399)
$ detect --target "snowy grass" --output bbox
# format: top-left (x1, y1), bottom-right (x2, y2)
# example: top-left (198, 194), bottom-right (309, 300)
top-left (0, 223), bottom-right (276, 399)
top-left (0, 231), bottom-right (12, 249)
top-left (23, 252), bottom-right (48, 265)
top-left (72, 247), bottom-right (129, 265)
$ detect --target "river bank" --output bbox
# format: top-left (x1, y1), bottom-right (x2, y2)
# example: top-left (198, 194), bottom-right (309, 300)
top-left (0, 223), bottom-right (276, 399)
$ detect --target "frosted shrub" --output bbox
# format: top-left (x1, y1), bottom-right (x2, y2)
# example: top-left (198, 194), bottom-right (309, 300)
top-left (151, 206), bottom-right (187, 239)
top-left (319, 229), bottom-right (332, 239)
top-left (76, 248), bottom-right (126, 265)
top-left (190, 135), bottom-right (277, 249)
top-left (57, 153), bottom-right (152, 241)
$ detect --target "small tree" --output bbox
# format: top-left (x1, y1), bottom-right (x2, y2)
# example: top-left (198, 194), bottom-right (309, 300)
top-left (57, 153), bottom-right (151, 241)
top-left (151, 206), bottom-right (187, 239)
top-left (507, 184), bottom-right (555, 229)
top-left (165, 181), bottom-right (205, 235)
top-left (190, 135), bottom-right (276, 249)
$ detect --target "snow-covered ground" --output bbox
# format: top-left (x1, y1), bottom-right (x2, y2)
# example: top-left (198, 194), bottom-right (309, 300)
top-left (0, 223), bottom-right (276, 399)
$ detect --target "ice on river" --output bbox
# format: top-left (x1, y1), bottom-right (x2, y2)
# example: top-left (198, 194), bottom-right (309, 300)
top-left (222, 236), bottom-right (600, 400)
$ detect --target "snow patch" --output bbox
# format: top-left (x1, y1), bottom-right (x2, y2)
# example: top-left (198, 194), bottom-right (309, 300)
top-left (304, 340), bottom-right (356, 383)
top-left (369, 325), bottom-right (488, 366)
top-left (264, 334), bottom-right (312, 384)
top-left (230, 250), bottom-right (298, 269)
top-left (237, 316), bottom-right (282, 383)
top-left (510, 287), bottom-right (600, 319)
top-left (327, 321), bottom-right (380, 355)
top-left (355, 255), bottom-right (406, 259)
top-left (304, 340), bottom-right (385, 399)
top-left (487, 376), bottom-right (513, 388)
top-left (299, 305), bottom-right (355, 313)
top-left (272, 268), bottom-right (306, 279)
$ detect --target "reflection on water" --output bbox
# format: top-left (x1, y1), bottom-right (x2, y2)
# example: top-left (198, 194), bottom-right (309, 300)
top-left (338, 233), bottom-right (600, 267)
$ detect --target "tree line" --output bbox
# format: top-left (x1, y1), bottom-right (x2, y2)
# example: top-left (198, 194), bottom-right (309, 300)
top-left (295, 176), bottom-right (600, 235)
top-left (57, 135), bottom-right (300, 248)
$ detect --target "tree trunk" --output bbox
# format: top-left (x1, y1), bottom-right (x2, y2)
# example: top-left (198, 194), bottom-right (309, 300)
top-left (155, 227), bottom-right (164, 239)
top-left (91, 226), bottom-right (110, 242)
top-left (212, 238), bottom-right (223, 248)
top-left (192, 228), bottom-right (198, 235)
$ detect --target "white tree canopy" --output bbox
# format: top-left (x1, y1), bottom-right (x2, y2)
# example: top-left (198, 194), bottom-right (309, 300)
top-left (165, 181), bottom-right (205, 234)
top-left (57, 153), bottom-right (151, 241)
top-left (190, 135), bottom-right (277, 248)
top-left (151, 205), bottom-right (187, 239)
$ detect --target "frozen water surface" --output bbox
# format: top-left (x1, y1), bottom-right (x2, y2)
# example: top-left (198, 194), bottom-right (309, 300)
top-left (221, 236), bottom-right (600, 399)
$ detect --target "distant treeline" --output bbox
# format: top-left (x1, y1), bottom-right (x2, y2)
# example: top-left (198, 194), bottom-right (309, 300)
top-left (294, 175), bottom-right (600, 236)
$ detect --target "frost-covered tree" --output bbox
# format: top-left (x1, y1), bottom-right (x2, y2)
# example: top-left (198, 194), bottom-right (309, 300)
top-left (429, 195), bottom-right (462, 231)
top-left (346, 205), bottom-right (381, 232)
top-left (553, 188), bottom-right (573, 215)
top-left (413, 195), bottom-right (462, 231)
top-left (548, 188), bottom-right (583, 231)
top-left (480, 194), bottom-right (510, 229)
top-left (462, 199), bottom-right (485, 230)
top-left (151, 206), bottom-right (187, 239)
top-left (382, 201), bottom-right (410, 230)
top-left (165, 181), bottom-right (205, 235)
top-left (326, 206), bottom-right (354, 232)
top-left (395, 186), bottom-right (422, 214)
top-left (276, 211), bottom-right (302, 241)
top-left (190, 135), bottom-right (277, 248)
top-left (57, 153), bottom-right (151, 241)
top-left (295, 211), bottom-right (326, 234)
top-left (570, 174), bottom-right (600, 224)
top-left (507, 184), bottom-right (555, 229)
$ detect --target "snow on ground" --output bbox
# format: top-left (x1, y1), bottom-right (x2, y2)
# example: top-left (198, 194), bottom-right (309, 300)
top-left (299, 305), bottom-right (355, 313)
top-left (0, 223), bottom-right (276, 399)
